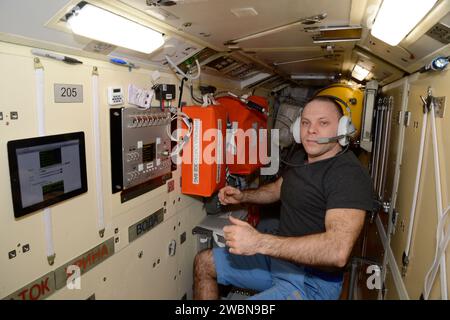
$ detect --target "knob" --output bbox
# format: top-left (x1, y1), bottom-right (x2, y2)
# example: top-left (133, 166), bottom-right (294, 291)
top-left (130, 116), bottom-right (138, 128)
top-left (138, 116), bottom-right (145, 127)
top-left (142, 115), bottom-right (149, 126)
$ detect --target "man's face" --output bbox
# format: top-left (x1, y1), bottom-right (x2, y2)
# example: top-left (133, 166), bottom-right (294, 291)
top-left (300, 100), bottom-right (341, 158)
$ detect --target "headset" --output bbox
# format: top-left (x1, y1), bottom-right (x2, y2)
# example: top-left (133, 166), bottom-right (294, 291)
top-left (289, 95), bottom-right (356, 146)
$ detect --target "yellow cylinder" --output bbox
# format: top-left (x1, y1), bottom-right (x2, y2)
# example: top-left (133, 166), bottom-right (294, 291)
top-left (315, 84), bottom-right (364, 138)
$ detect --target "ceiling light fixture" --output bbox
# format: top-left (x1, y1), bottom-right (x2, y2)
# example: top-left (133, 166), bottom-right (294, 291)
top-left (312, 38), bottom-right (360, 44)
top-left (66, 2), bottom-right (165, 54)
top-left (291, 74), bottom-right (336, 80)
top-left (307, 25), bottom-right (362, 43)
top-left (351, 64), bottom-right (370, 81)
top-left (224, 13), bottom-right (327, 46)
top-left (371, 0), bottom-right (438, 46)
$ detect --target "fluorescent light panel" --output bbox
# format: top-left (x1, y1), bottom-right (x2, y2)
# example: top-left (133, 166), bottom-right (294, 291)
top-left (67, 3), bottom-right (164, 54)
top-left (240, 72), bottom-right (272, 89)
top-left (351, 64), bottom-right (370, 81)
top-left (291, 74), bottom-right (335, 80)
top-left (371, 0), bottom-right (438, 46)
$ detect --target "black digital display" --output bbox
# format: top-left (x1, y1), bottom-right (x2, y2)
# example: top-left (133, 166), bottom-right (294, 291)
top-left (39, 148), bottom-right (62, 168)
top-left (142, 143), bottom-right (155, 163)
top-left (7, 132), bottom-right (88, 218)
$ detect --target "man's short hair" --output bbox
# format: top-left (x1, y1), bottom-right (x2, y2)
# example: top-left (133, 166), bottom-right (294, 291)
top-left (303, 96), bottom-right (344, 118)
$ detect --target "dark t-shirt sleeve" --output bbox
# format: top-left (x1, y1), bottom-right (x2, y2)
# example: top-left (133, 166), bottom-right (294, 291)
top-left (324, 162), bottom-right (374, 211)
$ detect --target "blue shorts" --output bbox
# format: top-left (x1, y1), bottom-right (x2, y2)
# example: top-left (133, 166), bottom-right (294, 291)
top-left (212, 247), bottom-right (343, 300)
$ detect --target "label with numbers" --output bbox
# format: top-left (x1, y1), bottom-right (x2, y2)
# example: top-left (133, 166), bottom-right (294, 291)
top-left (54, 84), bottom-right (83, 103)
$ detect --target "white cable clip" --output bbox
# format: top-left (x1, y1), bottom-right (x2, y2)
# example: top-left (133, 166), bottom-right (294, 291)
top-left (165, 55), bottom-right (201, 80)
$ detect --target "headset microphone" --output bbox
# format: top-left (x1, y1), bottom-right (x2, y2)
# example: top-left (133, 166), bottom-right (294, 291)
top-left (315, 135), bottom-right (346, 144)
top-left (315, 126), bottom-right (356, 144)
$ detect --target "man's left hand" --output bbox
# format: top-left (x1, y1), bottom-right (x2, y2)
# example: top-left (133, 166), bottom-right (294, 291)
top-left (223, 216), bottom-right (262, 255)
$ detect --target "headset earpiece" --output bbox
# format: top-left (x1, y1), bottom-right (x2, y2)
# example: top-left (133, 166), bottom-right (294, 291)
top-left (290, 116), bottom-right (301, 144)
top-left (337, 116), bottom-right (354, 146)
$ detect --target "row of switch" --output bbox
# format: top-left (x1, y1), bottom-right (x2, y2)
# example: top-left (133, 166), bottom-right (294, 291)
top-left (128, 113), bottom-right (170, 128)
top-left (127, 171), bottom-right (140, 182)
top-left (127, 150), bottom-right (170, 163)
top-left (126, 163), bottom-right (169, 183)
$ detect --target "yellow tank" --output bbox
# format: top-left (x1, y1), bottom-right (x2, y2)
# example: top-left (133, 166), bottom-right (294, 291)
top-left (315, 84), bottom-right (364, 138)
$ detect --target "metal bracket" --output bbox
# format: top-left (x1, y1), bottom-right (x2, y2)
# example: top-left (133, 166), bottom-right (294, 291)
top-left (168, 239), bottom-right (177, 256)
top-left (391, 210), bottom-right (399, 235)
top-left (404, 111), bottom-right (411, 127)
top-left (396, 111), bottom-right (402, 125)
top-left (33, 57), bottom-right (43, 70)
top-left (433, 96), bottom-right (446, 118)
top-left (401, 251), bottom-right (409, 277)
top-left (47, 254), bottom-right (56, 266)
top-left (383, 201), bottom-right (391, 213)
top-left (420, 88), bottom-right (446, 118)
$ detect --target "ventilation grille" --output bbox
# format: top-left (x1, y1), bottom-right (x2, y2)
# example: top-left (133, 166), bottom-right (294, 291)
top-left (426, 22), bottom-right (450, 44)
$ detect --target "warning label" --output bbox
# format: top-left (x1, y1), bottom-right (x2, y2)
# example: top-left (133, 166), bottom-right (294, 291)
top-left (216, 119), bottom-right (222, 184)
top-left (193, 119), bottom-right (201, 185)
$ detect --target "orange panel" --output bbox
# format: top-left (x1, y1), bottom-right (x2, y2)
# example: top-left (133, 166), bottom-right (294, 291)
top-left (181, 105), bottom-right (227, 197)
top-left (217, 96), bottom-right (268, 175)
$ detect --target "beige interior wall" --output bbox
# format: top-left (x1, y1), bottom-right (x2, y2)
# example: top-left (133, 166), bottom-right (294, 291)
top-left (385, 69), bottom-right (450, 299)
top-left (0, 41), bottom-right (243, 299)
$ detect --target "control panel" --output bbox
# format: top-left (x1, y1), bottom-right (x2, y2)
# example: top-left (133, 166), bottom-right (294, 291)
top-left (108, 87), bottom-right (124, 106)
top-left (110, 107), bottom-right (172, 193)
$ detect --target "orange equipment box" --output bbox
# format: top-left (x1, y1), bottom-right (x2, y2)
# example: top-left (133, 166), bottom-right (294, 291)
top-left (181, 105), bottom-right (227, 197)
top-left (217, 96), bottom-right (269, 175)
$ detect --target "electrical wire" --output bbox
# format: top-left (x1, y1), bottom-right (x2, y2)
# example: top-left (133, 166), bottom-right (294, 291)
top-left (423, 205), bottom-right (450, 299)
top-left (165, 55), bottom-right (201, 80)
top-left (214, 91), bottom-right (234, 98)
top-left (177, 77), bottom-right (188, 109)
top-left (166, 112), bottom-right (193, 157)
top-left (190, 82), bottom-right (204, 104)
top-left (429, 99), bottom-right (447, 299)
top-left (404, 108), bottom-right (428, 259)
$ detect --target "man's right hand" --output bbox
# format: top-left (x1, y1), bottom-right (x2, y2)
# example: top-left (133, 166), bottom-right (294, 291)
top-left (218, 186), bottom-right (245, 205)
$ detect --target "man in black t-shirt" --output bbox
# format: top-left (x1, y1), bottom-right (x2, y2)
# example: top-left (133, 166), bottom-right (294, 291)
top-left (193, 96), bottom-right (373, 300)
